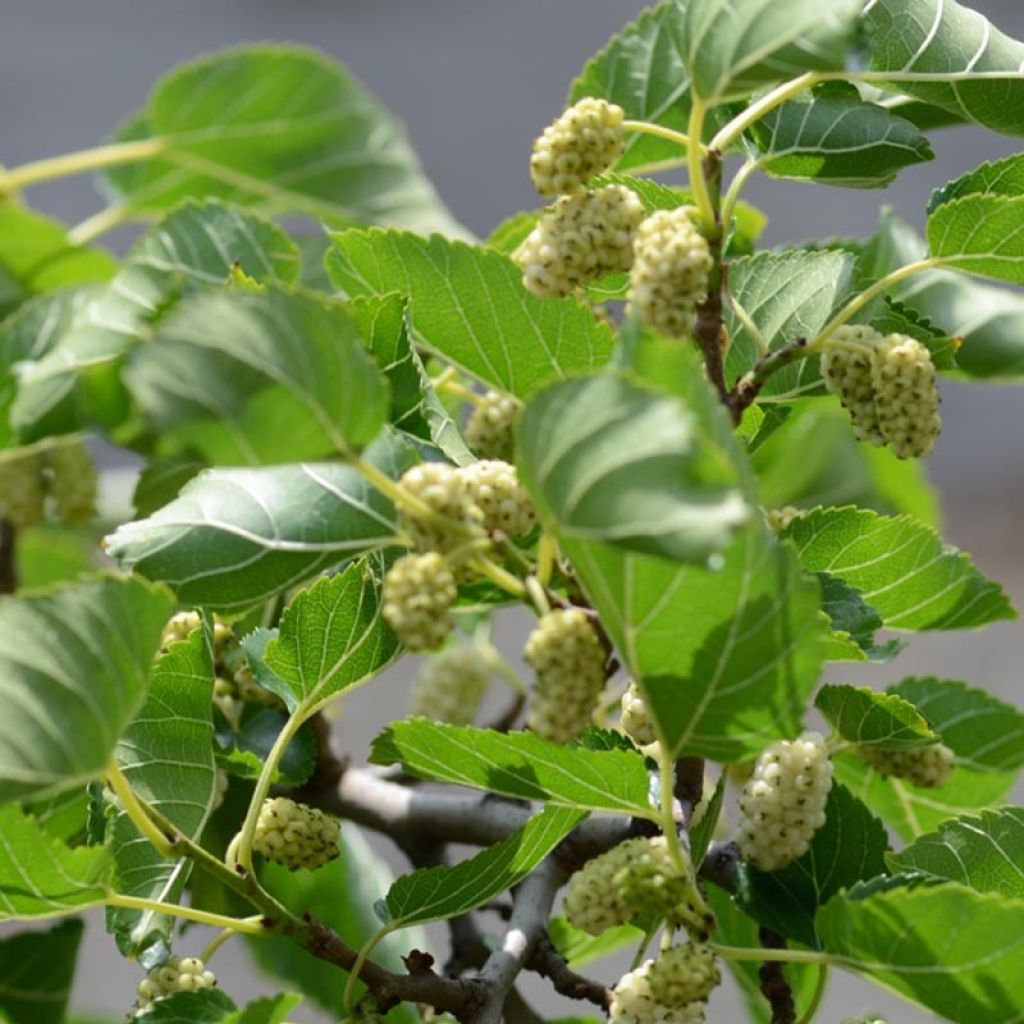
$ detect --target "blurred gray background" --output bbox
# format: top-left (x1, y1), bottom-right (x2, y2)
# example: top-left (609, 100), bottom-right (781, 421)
top-left (3, 1), bottom-right (1023, 1021)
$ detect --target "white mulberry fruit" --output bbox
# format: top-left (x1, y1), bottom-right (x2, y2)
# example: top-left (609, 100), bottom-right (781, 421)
top-left (629, 209), bottom-right (712, 338)
top-left (135, 955), bottom-right (216, 1013)
top-left (525, 609), bottom-right (605, 742)
top-left (46, 440), bottom-right (97, 523)
top-left (564, 837), bottom-right (707, 936)
top-left (458, 460), bottom-right (536, 538)
top-left (160, 611), bottom-right (233, 654)
top-left (620, 682), bottom-right (657, 746)
top-left (0, 451), bottom-right (46, 528)
top-left (737, 732), bottom-right (833, 872)
top-left (610, 960), bottom-right (707, 1024)
top-left (252, 796), bottom-right (340, 871)
top-left (465, 391), bottom-right (519, 462)
top-left (398, 462), bottom-right (484, 556)
top-left (765, 506), bottom-right (804, 533)
top-left (647, 944), bottom-right (720, 1007)
top-left (871, 333), bottom-right (942, 459)
top-left (409, 646), bottom-right (491, 724)
top-left (530, 97), bottom-right (625, 197)
top-left (856, 742), bottom-right (955, 789)
top-left (821, 325), bottom-right (887, 446)
top-left (517, 185), bottom-right (646, 298)
top-left (383, 552), bottom-right (458, 652)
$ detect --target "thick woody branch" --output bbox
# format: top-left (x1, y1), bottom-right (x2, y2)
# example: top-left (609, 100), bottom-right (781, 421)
top-left (0, 519), bottom-right (16, 595)
top-left (469, 858), bottom-right (564, 1024)
top-left (758, 927), bottom-right (797, 1024)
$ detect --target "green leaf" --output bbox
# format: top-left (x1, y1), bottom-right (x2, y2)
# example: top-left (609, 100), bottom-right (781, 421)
top-left (737, 784), bottom-right (888, 948)
top-left (928, 194), bottom-right (1024, 285)
top-left (105, 430), bottom-right (414, 612)
top-left (704, 886), bottom-right (819, 1024)
top-left (24, 787), bottom-right (92, 845)
top-left (132, 459), bottom-right (204, 519)
top-left (689, 773), bottom-right (726, 866)
top-left (370, 720), bottom-right (655, 817)
top-left (0, 919), bottom-right (84, 1024)
top-left (0, 205), bottom-right (116, 319)
top-left (725, 249), bottom-right (854, 399)
top-left (816, 574), bottom-right (897, 662)
top-left (220, 994), bottom-right (304, 1024)
top-left (751, 400), bottom-right (939, 524)
top-left (565, 528), bottom-right (828, 762)
top-left (220, 708), bottom-right (315, 788)
top-left (517, 374), bottom-right (749, 563)
top-left (11, 199), bottom-right (300, 444)
top-left (548, 916), bottom-right (646, 971)
top-left (889, 807), bottom-right (1024, 899)
top-left (929, 153), bottom-right (1024, 210)
top-left (815, 684), bottom-right (937, 750)
top-left (134, 989), bottom-right (236, 1023)
top-left (782, 506), bottom-right (1014, 630)
top-left (0, 804), bottom-right (109, 920)
top-left (745, 82), bottom-right (934, 188)
top-left (108, 625), bottom-right (216, 958)
top-left (126, 285), bottom-right (389, 464)
top-left (16, 525), bottom-right (98, 589)
top-left (864, 0), bottom-right (1024, 136)
top-left (384, 806), bottom-right (584, 926)
top-left (326, 230), bottom-right (615, 400)
top-left (102, 45), bottom-right (463, 236)
top-left (0, 575), bottom-right (174, 800)
top-left (681, 0), bottom-right (861, 103)
top-left (569, 2), bottom-right (691, 173)
top-left (250, 560), bottom-right (400, 714)
top-left (246, 825), bottom-right (423, 1021)
top-left (818, 880), bottom-right (1024, 1023)
top-left (834, 678), bottom-right (1024, 841)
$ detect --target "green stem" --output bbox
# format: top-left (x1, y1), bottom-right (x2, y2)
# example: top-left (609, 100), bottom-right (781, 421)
top-left (233, 703), bottom-right (312, 875)
top-left (656, 750), bottom-right (688, 876)
top-left (796, 964), bottom-right (830, 1024)
top-left (0, 138), bottom-right (168, 193)
top-left (344, 926), bottom-right (394, 1012)
top-left (711, 945), bottom-right (833, 966)
top-left (67, 205), bottom-right (133, 246)
top-left (105, 760), bottom-right (175, 859)
top-left (720, 157), bottom-right (762, 234)
top-left (729, 295), bottom-right (771, 356)
top-left (536, 533), bottom-right (557, 587)
top-left (468, 556), bottom-right (527, 598)
top-left (811, 258), bottom-right (945, 349)
top-left (200, 926), bottom-right (241, 964)
top-left (687, 102), bottom-right (715, 228)
top-left (622, 120), bottom-right (706, 155)
top-left (105, 894), bottom-right (266, 935)
top-left (710, 72), bottom-right (820, 153)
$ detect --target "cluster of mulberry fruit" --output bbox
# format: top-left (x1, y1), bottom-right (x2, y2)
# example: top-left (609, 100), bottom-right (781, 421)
top-left (620, 681), bottom-right (657, 746)
top-left (0, 440), bottom-right (97, 528)
top-left (525, 609), bottom-right (606, 742)
top-left (737, 732), bottom-right (833, 872)
top-left (465, 391), bottom-right (519, 462)
top-left (610, 957), bottom-right (709, 1024)
top-left (821, 325), bottom-right (941, 459)
top-left (135, 956), bottom-right (216, 1014)
top-left (251, 796), bottom-right (341, 871)
top-left (855, 742), bottom-right (955, 789)
top-left (628, 209), bottom-right (712, 339)
top-left (382, 552), bottom-right (459, 652)
top-left (564, 836), bottom-right (708, 937)
top-left (409, 645), bottom-right (491, 725)
top-left (647, 944), bottom-right (720, 1009)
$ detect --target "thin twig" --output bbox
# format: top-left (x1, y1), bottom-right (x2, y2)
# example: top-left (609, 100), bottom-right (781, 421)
top-left (528, 933), bottom-right (611, 1010)
top-left (0, 519), bottom-right (16, 595)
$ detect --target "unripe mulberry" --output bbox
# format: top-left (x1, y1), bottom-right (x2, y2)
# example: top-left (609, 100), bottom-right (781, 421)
top-left (160, 611), bottom-right (233, 654)
top-left (856, 742), bottom-right (955, 789)
top-left (0, 451), bottom-right (45, 528)
top-left (737, 732), bottom-right (833, 872)
top-left (517, 185), bottom-right (645, 299)
top-left (530, 97), bottom-right (625, 197)
top-left (871, 334), bottom-right (942, 459)
top-left (465, 391), bottom-right (519, 462)
top-left (135, 955), bottom-right (216, 1013)
top-left (821, 325), bottom-right (887, 446)
top-left (621, 682), bottom-right (657, 746)
top-left (382, 553), bottom-right (457, 651)
top-left (233, 662), bottom-right (284, 708)
top-left (525, 609), bottom-right (605, 742)
top-left (629, 209), bottom-right (712, 338)
top-left (564, 836), bottom-right (706, 936)
top-left (398, 463), bottom-right (484, 556)
top-left (610, 960), bottom-right (707, 1024)
top-left (46, 440), bottom-right (97, 523)
top-left (647, 944), bottom-right (720, 1007)
top-left (409, 646), bottom-right (491, 725)
top-left (458, 460), bottom-right (536, 538)
top-left (765, 506), bottom-right (803, 533)
top-left (251, 796), bottom-right (340, 871)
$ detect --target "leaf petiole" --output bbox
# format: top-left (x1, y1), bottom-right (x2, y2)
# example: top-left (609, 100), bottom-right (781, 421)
top-left (105, 758), bottom-right (176, 859)
top-left (0, 137), bottom-right (168, 194)
top-left (105, 893), bottom-right (266, 936)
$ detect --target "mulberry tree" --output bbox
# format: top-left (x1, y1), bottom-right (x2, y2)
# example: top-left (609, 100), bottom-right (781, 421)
top-left (1, 3), bottom-right (1024, 1024)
